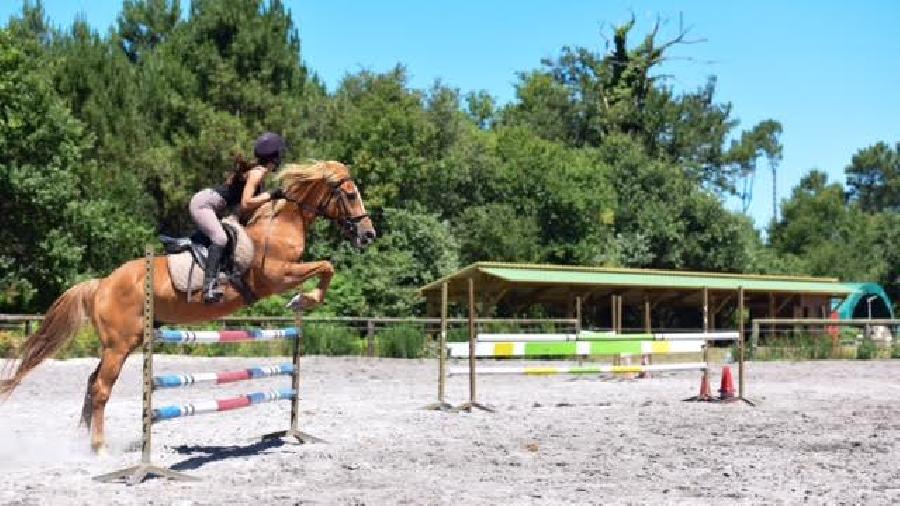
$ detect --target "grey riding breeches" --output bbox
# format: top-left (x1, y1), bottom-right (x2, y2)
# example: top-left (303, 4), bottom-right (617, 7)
top-left (189, 189), bottom-right (228, 247)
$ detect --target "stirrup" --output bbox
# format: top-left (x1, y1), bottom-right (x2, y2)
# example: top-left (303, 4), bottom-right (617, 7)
top-left (203, 284), bottom-right (224, 304)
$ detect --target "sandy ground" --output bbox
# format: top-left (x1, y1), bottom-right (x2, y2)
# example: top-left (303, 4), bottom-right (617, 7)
top-left (1, 355), bottom-right (899, 505)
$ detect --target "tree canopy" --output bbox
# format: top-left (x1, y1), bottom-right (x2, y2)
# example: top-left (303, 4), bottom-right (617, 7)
top-left (1, 2), bottom-right (896, 313)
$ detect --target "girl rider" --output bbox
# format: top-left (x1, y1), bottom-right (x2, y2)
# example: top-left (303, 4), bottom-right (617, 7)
top-left (189, 132), bottom-right (286, 304)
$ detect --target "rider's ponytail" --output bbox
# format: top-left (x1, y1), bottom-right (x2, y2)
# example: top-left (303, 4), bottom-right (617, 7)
top-left (224, 154), bottom-right (255, 186)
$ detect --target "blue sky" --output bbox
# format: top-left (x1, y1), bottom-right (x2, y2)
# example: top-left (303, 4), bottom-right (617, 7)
top-left (3, 1), bottom-right (899, 229)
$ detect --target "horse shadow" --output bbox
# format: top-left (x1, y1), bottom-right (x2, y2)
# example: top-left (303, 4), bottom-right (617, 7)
top-left (169, 438), bottom-right (290, 471)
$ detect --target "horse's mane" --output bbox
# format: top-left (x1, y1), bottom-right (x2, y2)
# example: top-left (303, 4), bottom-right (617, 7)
top-left (246, 160), bottom-right (348, 225)
top-left (278, 160), bottom-right (347, 188)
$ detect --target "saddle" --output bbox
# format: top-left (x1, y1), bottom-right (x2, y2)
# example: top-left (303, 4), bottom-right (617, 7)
top-left (159, 216), bottom-right (257, 303)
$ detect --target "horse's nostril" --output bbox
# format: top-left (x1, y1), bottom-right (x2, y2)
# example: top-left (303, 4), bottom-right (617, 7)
top-left (364, 230), bottom-right (376, 239)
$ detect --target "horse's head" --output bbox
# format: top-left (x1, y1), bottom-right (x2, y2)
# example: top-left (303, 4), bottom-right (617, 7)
top-left (278, 161), bottom-right (377, 249)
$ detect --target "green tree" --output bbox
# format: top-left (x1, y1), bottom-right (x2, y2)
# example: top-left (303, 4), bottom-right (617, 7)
top-left (454, 204), bottom-right (543, 264)
top-left (117, 0), bottom-right (181, 63)
top-left (598, 135), bottom-right (757, 271)
top-left (845, 141), bottom-right (900, 213)
top-left (501, 19), bottom-right (783, 197)
top-left (770, 170), bottom-right (894, 284)
top-left (0, 29), bottom-right (152, 310)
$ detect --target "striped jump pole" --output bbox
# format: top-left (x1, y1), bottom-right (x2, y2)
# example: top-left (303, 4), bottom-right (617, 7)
top-left (153, 389), bottom-right (296, 421)
top-left (439, 327), bottom-right (735, 405)
top-left (448, 362), bottom-right (710, 377)
top-left (447, 339), bottom-right (706, 358)
top-left (155, 328), bottom-right (299, 344)
top-left (153, 364), bottom-right (295, 389)
top-left (476, 331), bottom-right (739, 342)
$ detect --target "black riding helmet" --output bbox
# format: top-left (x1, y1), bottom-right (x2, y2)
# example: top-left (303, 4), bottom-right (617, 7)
top-left (253, 132), bottom-right (285, 166)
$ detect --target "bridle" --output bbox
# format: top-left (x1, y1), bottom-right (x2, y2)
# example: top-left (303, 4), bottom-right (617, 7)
top-left (261, 175), bottom-right (372, 268)
top-left (283, 177), bottom-right (369, 235)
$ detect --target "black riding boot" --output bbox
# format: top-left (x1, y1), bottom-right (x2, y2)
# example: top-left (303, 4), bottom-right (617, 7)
top-left (203, 244), bottom-right (225, 304)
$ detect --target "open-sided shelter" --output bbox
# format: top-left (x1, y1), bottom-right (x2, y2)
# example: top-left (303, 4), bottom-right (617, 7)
top-left (420, 262), bottom-right (893, 331)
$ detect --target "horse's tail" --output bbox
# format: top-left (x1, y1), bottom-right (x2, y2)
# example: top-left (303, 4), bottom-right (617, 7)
top-left (0, 279), bottom-right (100, 397)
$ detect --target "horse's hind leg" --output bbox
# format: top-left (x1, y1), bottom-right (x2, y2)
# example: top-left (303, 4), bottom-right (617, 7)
top-left (88, 305), bottom-right (142, 452)
top-left (88, 345), bottom-right (137, 452)
top-left (80, 364), bottom-right (100, 428)
top-left (83, 257), bottom-right (147, 452)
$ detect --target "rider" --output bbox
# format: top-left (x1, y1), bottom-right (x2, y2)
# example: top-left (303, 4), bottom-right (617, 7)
top-left (189, 132), bottom-right (286, 304)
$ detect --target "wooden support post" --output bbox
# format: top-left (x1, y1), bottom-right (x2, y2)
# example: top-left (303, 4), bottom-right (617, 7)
top-left (702, 286), bottom-right (710, 388)
top-left (263, 309), bottom-right (325, 444)
top-left (641, 295), bottom-right (652, 378)
top-left (610, 295), bottom-right (617, 334)
top-left (575, 296), bottom-right (583, 366)
top-left (703, 287), bottom-right (709, 333)
top-left (619, 295), bottom-right (624, 333)
top-left (616, 295), bottom-right (623, 334)
top-left (739, 286), bottom-right (745, 397)
top-left (769, 292), bottom-right (776, 348)
top-left (684, 286), bottom-right (713, 402)
top-left (456, 278), bottom-right (492, 412)
top-left (643, 296), bottom-right (651, 333)
top-left (366, 319), bottom-right (376, 357)
top-left (736, 286), bottom-right (754, 406)
top-left (94, 246), bottom-right (197, 484)
top-left (575, 296), bottom-right (582, 336)
top-left (424, 282), bottom-right (452, 411)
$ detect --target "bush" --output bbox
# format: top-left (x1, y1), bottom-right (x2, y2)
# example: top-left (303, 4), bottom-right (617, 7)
top-left (378, 325), bottom-right (425, 358)
top-left (303, 323), bottom-right (361, 356)
top-left (58, 327), bottom-right (101, 358)
top-left (856, 336), bottom-right (877, 360)
top-left (447, 327), bottom-right (469, 342)
top-left (0, 330), bottom-right (20, 358)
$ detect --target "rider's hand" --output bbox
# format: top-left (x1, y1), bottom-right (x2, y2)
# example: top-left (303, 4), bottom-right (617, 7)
top-left (269, 188), bottom-right (285, 200)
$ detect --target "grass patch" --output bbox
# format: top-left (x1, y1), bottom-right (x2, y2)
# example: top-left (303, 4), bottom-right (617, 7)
top-left (302, 323), bottom-right (361, 356)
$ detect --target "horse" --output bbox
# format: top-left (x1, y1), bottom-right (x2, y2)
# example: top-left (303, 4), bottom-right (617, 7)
top-left (0, 160), bottom-right (376, 451)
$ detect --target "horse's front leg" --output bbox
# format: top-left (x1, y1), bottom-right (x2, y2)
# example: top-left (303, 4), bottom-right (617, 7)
top-left (279, 260), bottom-right (335, 310)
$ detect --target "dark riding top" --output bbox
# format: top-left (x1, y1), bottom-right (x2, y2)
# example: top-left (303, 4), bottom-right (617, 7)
top-left (214, 173), bottom-right (264, 209)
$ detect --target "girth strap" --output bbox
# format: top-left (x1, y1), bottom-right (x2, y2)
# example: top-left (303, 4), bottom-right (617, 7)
top-left (227, 273), bottom-right (259, 305)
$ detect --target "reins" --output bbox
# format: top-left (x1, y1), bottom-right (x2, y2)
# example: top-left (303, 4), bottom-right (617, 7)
top-left (261, 176), bottom-right (368, 265)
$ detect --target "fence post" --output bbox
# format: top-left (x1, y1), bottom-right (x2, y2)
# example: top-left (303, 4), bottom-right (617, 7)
top-left (366, 319), bottom-right (376, 357)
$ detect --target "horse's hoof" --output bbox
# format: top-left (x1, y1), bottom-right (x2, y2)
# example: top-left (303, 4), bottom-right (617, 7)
top-left (91, 442), bottom-right (108, 456)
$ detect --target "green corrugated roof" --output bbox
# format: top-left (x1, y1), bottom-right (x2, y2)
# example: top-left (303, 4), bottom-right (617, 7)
top-left (420, 262), bottom-right (854, 295)
top-left (480, 266), bottom-right (852, 293)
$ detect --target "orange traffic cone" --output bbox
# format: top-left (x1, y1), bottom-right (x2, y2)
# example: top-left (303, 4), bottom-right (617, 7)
top-left (719, 366), bottom-right (736, 401)
top-left (638, 354), bottom-right (652, 379)
top-left (683, 370), bottom-right (712, 402)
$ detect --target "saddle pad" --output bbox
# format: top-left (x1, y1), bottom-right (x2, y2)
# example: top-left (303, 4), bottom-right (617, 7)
top-left (167, 216), bottom-right (255, 293)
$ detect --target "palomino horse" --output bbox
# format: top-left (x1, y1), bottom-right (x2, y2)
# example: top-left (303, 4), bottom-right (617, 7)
top-left (0, 161), bottom-right (376, 451)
